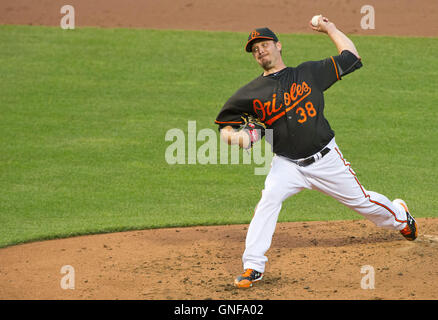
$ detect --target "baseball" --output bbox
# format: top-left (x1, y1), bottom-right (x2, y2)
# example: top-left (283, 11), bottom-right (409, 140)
top-left (311, 14), bottom-right (322, 27)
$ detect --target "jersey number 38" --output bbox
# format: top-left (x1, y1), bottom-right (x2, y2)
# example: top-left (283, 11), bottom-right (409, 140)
top-left (296, 102), bottom-right (317, 123)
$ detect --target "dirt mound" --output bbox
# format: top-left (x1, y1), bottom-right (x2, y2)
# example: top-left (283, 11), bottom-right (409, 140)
top-left (1, 218), bottom-right (437, 300)
top-left (1, 0), bottom-right (437, 36)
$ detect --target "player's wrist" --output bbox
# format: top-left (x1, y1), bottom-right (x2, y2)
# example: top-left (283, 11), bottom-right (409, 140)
top-left (325, 23), bottom-right (337, 35)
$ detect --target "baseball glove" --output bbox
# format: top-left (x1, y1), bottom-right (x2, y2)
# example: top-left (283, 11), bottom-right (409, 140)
top-left (239, 113), bottom-right (266, 149)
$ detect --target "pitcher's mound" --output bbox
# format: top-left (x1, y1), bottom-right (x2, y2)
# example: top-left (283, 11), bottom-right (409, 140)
top-left (1, 218), bottom-right (437, 300)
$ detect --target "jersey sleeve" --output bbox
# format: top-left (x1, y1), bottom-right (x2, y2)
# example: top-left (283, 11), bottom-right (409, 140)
top-left (304, 50), bottom-right (363, 91)
top-left (214, 90), bottom-right (253, 130)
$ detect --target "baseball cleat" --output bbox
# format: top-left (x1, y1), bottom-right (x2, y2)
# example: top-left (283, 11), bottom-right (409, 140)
top-left (393, 199), bottom-right (418, 241)
top-left (234, 269), bottom-right (263, 288)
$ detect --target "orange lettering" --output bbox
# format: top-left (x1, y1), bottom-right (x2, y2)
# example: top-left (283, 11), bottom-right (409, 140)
top-left (303, 81), bottom-right (310, 92)
top-left (253, 99), bottom-right (266, 121)
top-left (271, 94), bottom-right (282, 113)
top-left (253, 81), bottom-right (313, 126)
top-left (284, 92), bottom-right (291, 106)
top-left (285, 88), bottom-right (312, 113)
top-left (297, 84), bottom-right (303, 96)
top-left (264, 101), bottom-right (273, 116)
top-left (290, 83), bottom-right (297, 100)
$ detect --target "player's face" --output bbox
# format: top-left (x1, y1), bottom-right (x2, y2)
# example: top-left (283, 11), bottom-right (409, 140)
top-left (251, 40), bottom-right (282, 71)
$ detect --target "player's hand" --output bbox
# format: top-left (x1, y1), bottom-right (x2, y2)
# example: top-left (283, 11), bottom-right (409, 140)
top-left (220, 126), bottom-right (252, 149)
top-left (309, 16), bottom-right (336, 34)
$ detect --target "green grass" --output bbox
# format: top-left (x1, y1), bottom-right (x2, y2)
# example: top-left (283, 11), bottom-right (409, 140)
top-left (0, 25), bottom-right (437, 248)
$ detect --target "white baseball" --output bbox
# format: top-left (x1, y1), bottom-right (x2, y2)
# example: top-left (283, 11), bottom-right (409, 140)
top-left (311, 15), bottom-right (322, 27)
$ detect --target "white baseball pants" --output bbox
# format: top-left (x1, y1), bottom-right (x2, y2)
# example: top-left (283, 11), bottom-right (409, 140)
top-left (243, 138), bottom-right (408, 273)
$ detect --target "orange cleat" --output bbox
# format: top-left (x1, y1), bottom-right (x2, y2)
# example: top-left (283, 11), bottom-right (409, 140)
top-left (234, 269), bottom-right (263, 288)
top-left (393, 199), bottom-right (418, 241)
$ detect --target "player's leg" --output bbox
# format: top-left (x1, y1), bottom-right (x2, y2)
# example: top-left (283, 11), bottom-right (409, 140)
top-left (303, 143), bottom-right (408, 231)
top-left (237, 155), bottom-right (307, 284)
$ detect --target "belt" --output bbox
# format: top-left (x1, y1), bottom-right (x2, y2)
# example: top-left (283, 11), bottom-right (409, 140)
top-left (285, 147), bottom-right (331, 167)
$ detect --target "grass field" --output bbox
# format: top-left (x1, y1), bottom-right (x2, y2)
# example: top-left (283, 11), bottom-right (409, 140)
top-left (0, 25), bottom-right (437, 248)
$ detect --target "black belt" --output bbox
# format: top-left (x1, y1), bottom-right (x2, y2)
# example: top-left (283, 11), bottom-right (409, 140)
top-left (285, 147), bottom-right (331, 167)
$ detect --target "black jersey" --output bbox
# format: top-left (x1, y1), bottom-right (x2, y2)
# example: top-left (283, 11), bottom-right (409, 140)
top-left (215, 50), bottom-right (362, 159)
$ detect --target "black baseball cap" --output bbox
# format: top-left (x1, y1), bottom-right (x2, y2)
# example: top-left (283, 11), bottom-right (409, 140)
top-left (245, 27), bottom-right (279, 52)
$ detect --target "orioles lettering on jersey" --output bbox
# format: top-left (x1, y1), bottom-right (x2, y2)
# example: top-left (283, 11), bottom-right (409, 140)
top-left (252, 81), bottom-right (312, 125)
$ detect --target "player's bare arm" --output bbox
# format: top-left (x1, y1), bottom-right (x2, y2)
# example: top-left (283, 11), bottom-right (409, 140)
top-left (309, 16), bottom-right (361, 59)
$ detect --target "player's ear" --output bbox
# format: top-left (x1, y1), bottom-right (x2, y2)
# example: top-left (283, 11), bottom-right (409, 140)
top-left (275, 41), bottom-right (283, 56)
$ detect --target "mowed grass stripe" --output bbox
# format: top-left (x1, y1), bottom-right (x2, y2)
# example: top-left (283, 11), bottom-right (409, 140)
top-left (0, 25), bottom-right (437, 247)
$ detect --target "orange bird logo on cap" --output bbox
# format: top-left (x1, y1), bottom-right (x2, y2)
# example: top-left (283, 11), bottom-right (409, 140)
top-left (250, 30), bottom-right (260, 39)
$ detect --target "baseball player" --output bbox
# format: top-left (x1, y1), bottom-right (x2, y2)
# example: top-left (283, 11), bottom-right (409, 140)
top-left (214, 16), bottom-right (418, 289)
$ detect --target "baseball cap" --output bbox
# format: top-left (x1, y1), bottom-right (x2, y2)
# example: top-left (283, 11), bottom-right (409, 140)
top-left (245, 27), bottom-right (279, 52)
